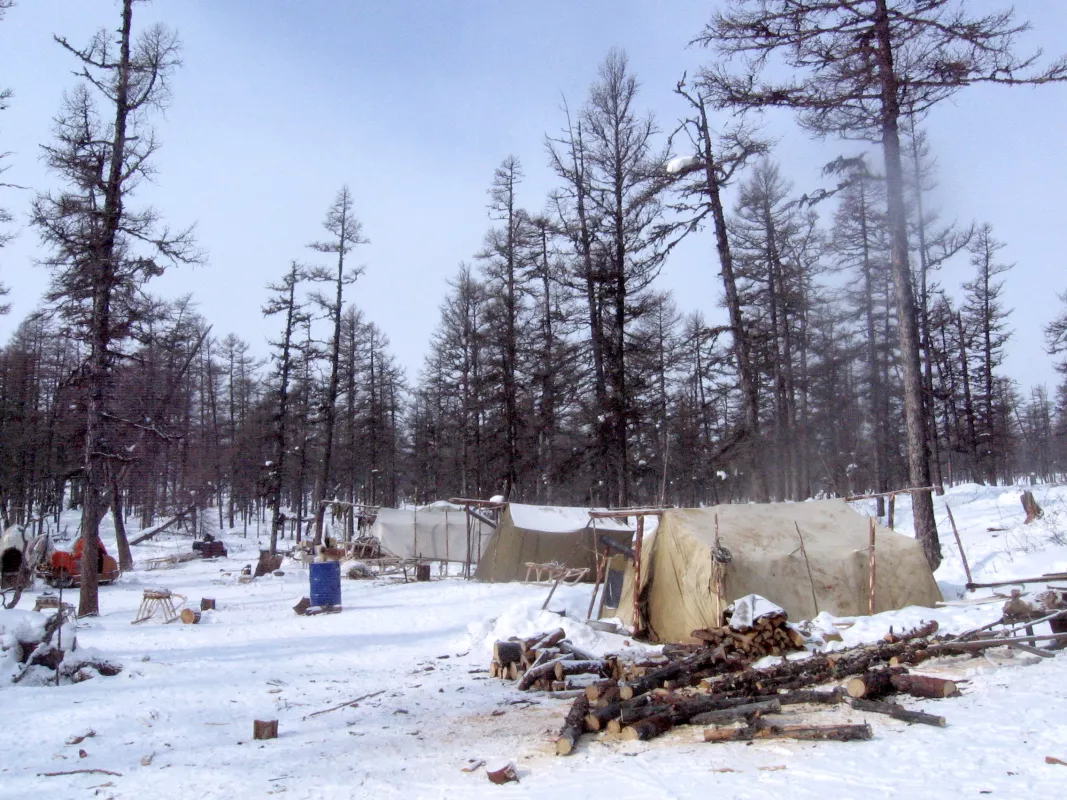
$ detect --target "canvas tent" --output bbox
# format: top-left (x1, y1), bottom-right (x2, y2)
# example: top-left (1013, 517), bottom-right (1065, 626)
top-left (604, 500), bottom-right (942, 643)
top-left (474, 503), bottom-right (635, 583)
top-left (370, 505), bottom-right (490, 564)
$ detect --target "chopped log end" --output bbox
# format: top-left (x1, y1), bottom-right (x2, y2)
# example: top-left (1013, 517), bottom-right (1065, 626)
top-left (180, 609), bottom-right (201, 625)
top-left (486, 762), bottom-right (519, 784)
top-left (555, 738), bottom-right (573, 756)
top-left (253, 719), bottom-right (278, 740)
top-left (606, 719), bottom-right (622, 735)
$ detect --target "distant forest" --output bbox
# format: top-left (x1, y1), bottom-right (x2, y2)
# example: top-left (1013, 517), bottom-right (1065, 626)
top-left (3, 1), bottom-right (1067, 590)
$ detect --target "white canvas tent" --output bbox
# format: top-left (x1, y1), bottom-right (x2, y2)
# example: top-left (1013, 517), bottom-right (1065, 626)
top-left (474, 503), bottom-right (635, 583)
top-left (369, 505), bottom-right (490, 564)
top-left (604, 500), bottom-right (942, 643)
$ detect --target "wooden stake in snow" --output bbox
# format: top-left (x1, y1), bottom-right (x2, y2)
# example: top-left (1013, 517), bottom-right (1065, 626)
top-left (253, 720), bottom-right (278, 740)
top-left (945, 504), bottom-right (973, 586)
top-left (794, 522), bottom-right (820, 616)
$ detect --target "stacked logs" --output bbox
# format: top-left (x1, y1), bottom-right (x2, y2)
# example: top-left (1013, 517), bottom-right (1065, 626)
top-left (553, 620), bottom-right (971, 756)
top-left (691, 611), bottom-right (807, 658)
top-left (490, 629), bottom-right (611, 692)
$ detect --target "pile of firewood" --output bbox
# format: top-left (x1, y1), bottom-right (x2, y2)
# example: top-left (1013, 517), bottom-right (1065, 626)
top-left (551, 619), bottom-right (996, 756)
top-left (490, 628), bottom-right (610, 691)
top-left (691, 611), bottom-right (806, 658)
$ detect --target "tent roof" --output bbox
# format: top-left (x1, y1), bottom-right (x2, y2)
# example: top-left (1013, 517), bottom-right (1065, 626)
top-left (507, 503), bottom-right (634, 534)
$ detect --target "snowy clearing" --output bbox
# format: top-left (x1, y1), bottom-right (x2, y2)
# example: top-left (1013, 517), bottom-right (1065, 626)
top-left (3, 483), bottom-right (1067, 799)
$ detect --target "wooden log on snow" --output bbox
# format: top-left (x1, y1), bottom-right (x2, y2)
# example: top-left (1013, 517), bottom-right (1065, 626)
top-left (846, 669), bottom-right (905, 700)
top-left (554, 659), bottom-right (607, 681)
top-left (180, 609), bottom-right (201, 624)
top-left (493, 641), bottom-right (523, 667)
top-left (253, 719), bottom-right (278, 740)
top-left (849, 698), bottom-right (947, 727)
top-left (584, 701), bottom-right (623, 732)
top-left (555, 694), bottom-right (591, 756)
top-left (774, 688), bottom-right (846, 705)
top-left (200, 598), bottom-right (216, 611)
top-left (584, 679), bottom-right (618, 703)
top-left (1021, 490), bottom-right (1043, 524)
top-left (527, 628), bottom-right (567, 653)
top-left (618, 647), bottom-right (727, 700)
top-left (558, 640), bottom-right (598, 662)
top-left (704, 720), bottom-right (872, 743)
top-left (689, 698), bottom-right (781, 726)
top-left (517, 654), bottom-right (569, 691)
top-left (621, 712), bottom-right (674, 741)
top-left (889, 673), bottom-right (958, 699)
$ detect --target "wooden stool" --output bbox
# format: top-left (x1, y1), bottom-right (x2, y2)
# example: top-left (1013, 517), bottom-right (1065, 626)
top-left (132, 588), bottom-right (183, 624)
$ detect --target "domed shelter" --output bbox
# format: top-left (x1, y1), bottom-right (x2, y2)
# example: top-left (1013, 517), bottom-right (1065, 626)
top-left (602, 500), bottom-right (942, 643)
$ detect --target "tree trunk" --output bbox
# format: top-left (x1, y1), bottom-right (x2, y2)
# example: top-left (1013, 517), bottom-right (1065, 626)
top-left (874, 0), bottom-right (940, 569)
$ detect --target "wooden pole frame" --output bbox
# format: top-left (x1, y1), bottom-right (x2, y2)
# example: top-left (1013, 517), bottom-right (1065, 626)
top-left (867, 517), bottom-right (877, 615)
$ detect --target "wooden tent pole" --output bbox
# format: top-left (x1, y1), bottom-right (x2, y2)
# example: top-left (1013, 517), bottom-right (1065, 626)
top-left (868, 517), bottom-right (877, 615)
top-left (632, 515), bottom-right (645, 637)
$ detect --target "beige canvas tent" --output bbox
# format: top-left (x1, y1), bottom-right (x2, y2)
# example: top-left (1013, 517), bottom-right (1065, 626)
top-left (370, 504), bottom-right (490, 563)
top-left (474, 503), bottom-right (634, 583)
top-left (604, 500), bottom-right (942, 643)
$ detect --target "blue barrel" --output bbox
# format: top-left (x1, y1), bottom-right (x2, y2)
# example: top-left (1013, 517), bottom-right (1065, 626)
top-left (309, 561), bottom-right (342, 607)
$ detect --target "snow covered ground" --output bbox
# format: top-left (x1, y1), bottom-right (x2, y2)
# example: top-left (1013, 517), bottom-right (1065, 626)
top-left (3, 483), bottom-right (1067, 799)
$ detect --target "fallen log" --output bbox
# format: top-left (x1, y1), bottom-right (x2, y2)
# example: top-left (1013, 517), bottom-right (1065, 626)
top-left (554, 659), bottom-right (607, 681)
top-left (890, 673), bottom-right (958, 699)
top-left (775, 688), bottom-right (846, 705)
top-left (517, 655), bottom-right (569, 691)
top-left (849, 698), bottom-right (946, 727)
top-left (559, 640), bottom-right (598, 662)
top-left (621, 712), bottom-right (674, 741)
top-left (555, 694), bottom-right (590, 756)
top-left (584, 700), bottom-right (623, 732)
top-left (690, 698), bottom-right (781, 726)
top-left (704, 720), bottom-right (872, 743)
top-left (846, 669), bottom-right (905, 700)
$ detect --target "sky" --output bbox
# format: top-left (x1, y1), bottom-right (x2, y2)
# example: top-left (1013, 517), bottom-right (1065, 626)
top-left (1, 0), bottom-right (1066, 394)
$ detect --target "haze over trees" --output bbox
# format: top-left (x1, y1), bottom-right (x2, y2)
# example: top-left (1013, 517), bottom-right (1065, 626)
top-left (1, 0), bottom-right (1066, 604)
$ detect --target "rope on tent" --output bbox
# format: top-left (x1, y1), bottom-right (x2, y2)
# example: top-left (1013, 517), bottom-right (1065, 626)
top-left (710, 513), bottom-right (732, 627)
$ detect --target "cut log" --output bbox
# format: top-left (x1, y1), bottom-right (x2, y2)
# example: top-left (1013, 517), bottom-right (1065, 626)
top-left (517, 655), bottom-right (569, 691)
top-left (618, 647), bottom-right (727, 700)
top-left (584, 679), bottom-right (618, 703)
top-left (253, 719), bottom-right (278, 740)
top-left (775, 688), bottom-right (846, 705)
top-left (200, 598), bottom-right (216, 611)
top-left (506, 662), bottom-right (519, 681)
top-left (584, 701), bottom-right (622, 732)
top-left (555, 694), bottom-right (591, 756)
top-left (529, 628), bottom-right (567, 652)
top-left (554, 659), bottom-right (607, 681)
top-left (1021, 490), bottom-right (1043, 524)
top-left (486, 762), bottom-right (519, 785)
top-left (621, 712), bottom-right (674, 741)
top-left (293, 597), bottom-right (311, 616)
top-left (846, 669), bottom-right (904, 700)
top-left (558, 640), bottom-right (598, 662)
top-left (689, 698), bottom-right (781, 726)
top-left (849, 698), bottom-right (946, 727)
top-left (180, 609), bottom-right (201, 624)
top-left (890, 673), bottom-right (958, 699)
top-left (493, 641), bottom-right (522, 667)
top-left (704, 720), bottom-right (872, 743)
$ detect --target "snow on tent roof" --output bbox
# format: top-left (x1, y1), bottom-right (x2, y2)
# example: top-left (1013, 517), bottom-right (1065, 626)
top-left (507, 503), bottom-right (635, 534)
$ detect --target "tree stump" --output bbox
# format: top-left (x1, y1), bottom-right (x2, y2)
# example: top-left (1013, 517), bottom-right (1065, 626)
top-left (1021, 490), bottom-right (1043, 524)
top-left (415, 564), bottom-right (431, 582)
top-left (200, 598), bottom-right (216, 611)
top-left (253, 719), bottom-right (278, 740)
top-left (486, 761), bottom-right (518, 784)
